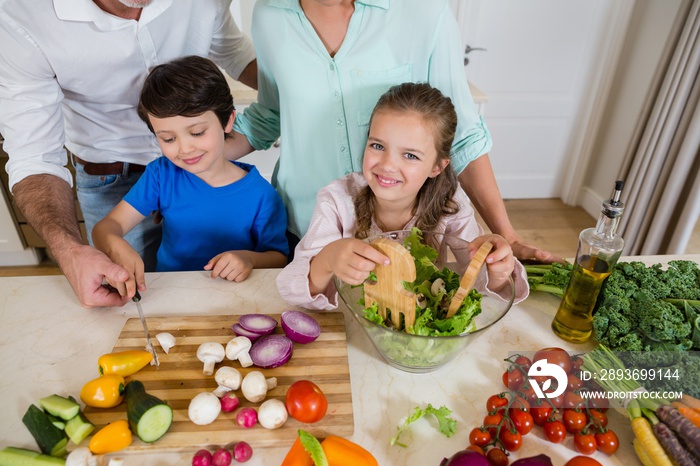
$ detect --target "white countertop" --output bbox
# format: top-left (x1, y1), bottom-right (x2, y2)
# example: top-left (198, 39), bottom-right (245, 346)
top-left (4, 257), bottom-right (692, 465)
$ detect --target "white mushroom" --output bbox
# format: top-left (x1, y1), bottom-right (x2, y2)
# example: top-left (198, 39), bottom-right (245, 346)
top-left (212, 366), bottom-right (242, 397)
top-left (197, 342), bottom-right (225, 376)
top-left (431, 278), bottom-right (446, 296)
top-left (188, 392), bottom-right (221, 425)
top-left (65, 447), bottom-right (100, 466)
top-left (240, 370), bottom-right (277, 403)
top-left (155, 332), bottom-right (176, 354)
top-left (226, 336), bottom-right (253, 367)
top-left (257, 398), bottom-right (288, 429)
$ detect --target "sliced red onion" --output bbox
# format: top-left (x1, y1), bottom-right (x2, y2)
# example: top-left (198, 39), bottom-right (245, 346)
top-left (249, 334), bottom-right (293, 368)
top-left (230, 323), bottom-right (264, 342)
top-left (281, 310), bottom-right (321, 344)
top-left (237, 314), bottom-right (278, 335)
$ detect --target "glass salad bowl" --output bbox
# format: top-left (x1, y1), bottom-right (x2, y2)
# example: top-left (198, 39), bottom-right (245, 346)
top-left (335, 230), bottom-right (515, 373)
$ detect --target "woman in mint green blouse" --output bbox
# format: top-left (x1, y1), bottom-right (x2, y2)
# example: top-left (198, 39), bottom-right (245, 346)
top-left (229, 0), bottom-right (563, 264)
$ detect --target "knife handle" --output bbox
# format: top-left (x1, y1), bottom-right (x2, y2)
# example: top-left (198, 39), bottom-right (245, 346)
top-left (133, 290), bottom-right (142, 302)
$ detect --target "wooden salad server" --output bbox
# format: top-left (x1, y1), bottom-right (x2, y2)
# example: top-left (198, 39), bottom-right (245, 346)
top-left (363, 238), bottom-right (417, 330)
top-left (446, 242), bottom-right (493, 318)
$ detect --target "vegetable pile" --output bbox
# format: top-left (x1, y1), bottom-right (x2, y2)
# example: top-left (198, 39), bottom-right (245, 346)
top-left (362, 228), bottom-right (483, 336)
top-left (583, 344), bottom-right (700, 466)
top-left (524, 263), bottom-right (573, 298)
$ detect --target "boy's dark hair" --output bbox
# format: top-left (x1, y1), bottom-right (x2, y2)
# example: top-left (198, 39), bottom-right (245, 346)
top-left (137, 55), bottom-right (234, 133)
top-left (354, 82), bottom-right (460, 240)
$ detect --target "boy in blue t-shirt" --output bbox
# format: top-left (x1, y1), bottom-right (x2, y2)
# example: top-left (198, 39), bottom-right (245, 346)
top-left (93, 56), bottom-right (288, 298)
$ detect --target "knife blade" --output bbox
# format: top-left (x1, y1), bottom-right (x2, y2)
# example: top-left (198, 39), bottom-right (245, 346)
top-left (133, 290), bottom-right (160, 367)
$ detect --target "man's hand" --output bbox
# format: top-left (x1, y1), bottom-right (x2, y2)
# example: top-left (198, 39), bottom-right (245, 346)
top-left (61, 245), bottom-right (132, 308)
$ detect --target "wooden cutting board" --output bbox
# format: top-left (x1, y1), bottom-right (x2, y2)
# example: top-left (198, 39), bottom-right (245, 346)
top-left (83, 312), bottom-right (353, 452)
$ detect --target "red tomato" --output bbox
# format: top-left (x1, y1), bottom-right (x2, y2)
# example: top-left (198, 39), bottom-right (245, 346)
top-left (595, 429), bottom-right (619, 455)
top-left (564, 456), bottom-right (603, 466)
top-left (567, 374), bottom-right (584, 392)
top-left (514, 355), bottom-right (532, 372)
top-left (486, 394), bottom-right (509, 413)
top-left (543, 420), bottom-right (567, 443)
top-left (509, 409), bottom-right (533, 435)
top-left (587, 409), bottom-right (608, 429)
top-left (530, 404), bottom-right (553, 426)
top-left (483, 412), bottom-right (504, 437)
top-left (533, 347), bottom-right (572, 374)
top-left (589, 395), bottom-right (609, 412)
top-left (469, 427), bottom-right (491, 447)
top-left (511, 396), bottom-right (530, 412)
top-left (498, 428), bottom-right (522, 452)
top-left (570, 355), bottom-right (585, 372)
top-left (519, 384), bottom-right (539, 404)
top-left (466, 445), bottom-right (485, 455)
top-left (486, 447), bottom-right (509, 466)
top-left (564, 391), bottom-right (586, 410)
top-left (563, 409), bottom-right (587, 433)
top-left (502, 369), bottom-right (523, 391)
top-left (285, 380), bottom-right (328, 424)
top-left (574, 431), bottom-right (597, 455)
top-left (548, 393), bottom-right (565, 409)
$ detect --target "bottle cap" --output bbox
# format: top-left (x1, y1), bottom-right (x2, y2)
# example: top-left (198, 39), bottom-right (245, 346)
top-left (602, 180), bottom-right (625, 218)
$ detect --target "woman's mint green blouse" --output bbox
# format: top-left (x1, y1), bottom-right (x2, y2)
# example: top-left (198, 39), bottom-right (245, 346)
top-left (234, 0), bottom-right (492, 237)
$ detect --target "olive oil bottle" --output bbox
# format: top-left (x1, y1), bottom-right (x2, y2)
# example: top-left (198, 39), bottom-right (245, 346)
top-left (551, 181), bottom-right (625, 343)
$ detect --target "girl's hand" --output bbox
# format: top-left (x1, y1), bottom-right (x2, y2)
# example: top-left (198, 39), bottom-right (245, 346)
top-left (205, 251), bottom-right (253, 282)
top-left (469, 234), bottom-right (514, 292)
top-left (103, 240), bottom-right (145, 299)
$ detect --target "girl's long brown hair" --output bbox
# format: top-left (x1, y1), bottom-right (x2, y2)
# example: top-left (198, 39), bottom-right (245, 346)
top-left (354, 82), bottom-right (459, 240)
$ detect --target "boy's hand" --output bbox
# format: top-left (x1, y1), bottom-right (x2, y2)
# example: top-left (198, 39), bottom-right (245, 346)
top-left (103, 240), bottom-right (145, 299)
top-left (316, 238), bottom-right (390, 286)
top-left (468, 234), bottom-right (514, 291)
top-left (205, 252), bottom-right (253, 282)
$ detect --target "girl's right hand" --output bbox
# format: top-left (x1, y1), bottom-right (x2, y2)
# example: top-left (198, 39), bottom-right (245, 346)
top-left (314, 238), bottom-right (390, 286)
top-left (103, 241), bottom-right (145, 299)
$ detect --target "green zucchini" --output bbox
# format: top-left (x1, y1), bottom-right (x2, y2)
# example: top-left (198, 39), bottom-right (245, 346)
top-left (0, 447), bottom-right (66, 465)
top-left (63, 412), bottom-right (94, 445)
top-left (45, 415), bottom-right (65, 431)
top-left (21, 405), bottom-right (68, 457)
top-left (37, 395), bottom-right (79, 422)
top-left (125, 380), bottom-right (173, 443)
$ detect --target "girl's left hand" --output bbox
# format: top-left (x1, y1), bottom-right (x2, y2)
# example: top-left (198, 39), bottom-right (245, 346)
top-left (205, 251), bottom-right (253, 282)
top-left (468, 234), bottom-right (514, 291)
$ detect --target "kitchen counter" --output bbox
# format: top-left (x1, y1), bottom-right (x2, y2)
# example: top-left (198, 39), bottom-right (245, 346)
top-left (2, 256), bottom-right (695, 465)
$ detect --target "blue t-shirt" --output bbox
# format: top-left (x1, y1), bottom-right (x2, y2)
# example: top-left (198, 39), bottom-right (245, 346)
top-left (124, 158), bottom-right (288, 272)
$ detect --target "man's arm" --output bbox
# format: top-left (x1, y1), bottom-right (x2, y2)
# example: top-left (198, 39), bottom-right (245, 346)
top-left (13, 174), bottom-right (131, 308)
top-left (236, 59), bottom-right (257, 90)
top-left (459, 154), bottom-right (565, 264)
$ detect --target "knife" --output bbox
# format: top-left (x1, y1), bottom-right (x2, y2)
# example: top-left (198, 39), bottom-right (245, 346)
top-left (133, 290), bottom-right (160, 367)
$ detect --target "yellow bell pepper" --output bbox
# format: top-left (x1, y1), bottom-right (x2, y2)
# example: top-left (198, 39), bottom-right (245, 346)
top-left (98, 350), bottom-right (153, 377)
top-left (80, 374), bottom-right (125, 408)
top-left (88, 419), bottom-right (132, 454)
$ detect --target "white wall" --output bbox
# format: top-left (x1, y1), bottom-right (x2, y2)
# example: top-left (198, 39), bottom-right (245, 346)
top-left (579, 0), bottom-right (684, 217)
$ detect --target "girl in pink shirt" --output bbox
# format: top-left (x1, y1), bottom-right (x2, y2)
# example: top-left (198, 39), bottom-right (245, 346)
top-left (277, 83), bottom-right (529, 310)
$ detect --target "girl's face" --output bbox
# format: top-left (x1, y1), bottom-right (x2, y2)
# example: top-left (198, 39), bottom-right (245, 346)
top-left (362, 110), bottom-right (449, 207)
top-left (149, 110), bottom-right (233, 179)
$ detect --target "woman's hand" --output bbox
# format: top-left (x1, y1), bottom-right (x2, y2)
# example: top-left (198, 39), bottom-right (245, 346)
top-left (309, 238), bottom-right (390, 294)
top-left (509, 237), bottom-right (566, 264)
top-left (205, 252), bottom-right (253, 282)
top-left (468, 234), bottom-right (514, 292)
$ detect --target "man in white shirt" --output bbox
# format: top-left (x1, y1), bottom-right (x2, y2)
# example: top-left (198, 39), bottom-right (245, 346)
top-left (0, 0), bottom-right (257, 307)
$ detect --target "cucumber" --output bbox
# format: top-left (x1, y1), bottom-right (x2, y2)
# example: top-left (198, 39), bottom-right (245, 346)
top-left (21, 405), bottom-right (68, 457)
top-left (0, 447), bottom-right (66, 465)
top-left (64, 412), bottom-right (94, 445)
top-left (38, 395), bottom-right (80, 422)
top-left (45, 415), bottom-right (65, 431)
top-left (125, 380), bottom-right (173, 443)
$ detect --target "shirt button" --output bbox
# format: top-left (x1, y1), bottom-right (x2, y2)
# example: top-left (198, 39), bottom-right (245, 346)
top-left (336, 119), bottom-right (343, 126)
top-left (330, 63), bottom-right (335, 71)
top-left (333, 91), bottom-right (339, 98)
top-left (340, 146), bottom-right (346, 152)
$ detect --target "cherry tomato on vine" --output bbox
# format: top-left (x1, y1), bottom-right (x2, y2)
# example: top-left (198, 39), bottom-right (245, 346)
top-left (502, 368), bottom-right (523, 391)
top-left (285, 380), bottom-right (328, 424)
top-left (574, 431), bottom-right (597, 455)
top-left (486, 394), bottom-right (509, 413)
top-left (548, 393), bottom-right (565, 409)
top-left (567, 374), bottom-right (584, 392)
top-left (514, 355), bottom-right (532, 372)
top-left (595, 429), bottom-right (619, 455)
top-left (486, 448), bottom-right (509, 466)
top-left (530, 404), bottom-right (553, 426)
top-left (469, 427), bottom-right (491, 447)
top-left (509, 409), bottom-right (534, 435)
top-left (533, 347), bottom-right (572, 374)
top-left (519, 384), bottom-right (539, 404)
top-left (587, 409), bottom-right (608, 428)
top-left (589, 395), bottom-right (609, 412)
top-left (498, 428), bottom-right (522, 452)
top-left (466, 445), bottom-right (485, 455)
top-left (571, 355), bottom-right (585, 372)
top-left (483, 412), bottom-right (503, 437)
top-left (563, 409), bottom-right (587, 433)
top-left (564, 391), bottom-right (586, 410)
top-left (511, 396), bottom-right (530, 412)
top-left (543, 420), bottom-right (567, 443)
top-left (564, 456), bottom-right (603, 466)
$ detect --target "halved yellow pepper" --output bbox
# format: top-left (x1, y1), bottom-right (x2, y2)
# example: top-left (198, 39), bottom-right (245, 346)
top-left (98, 350), bottom-right (153, 377)
top-left (80, 374), bottom-right (125, 408)
top-left (88, 419), bottom-right (132, 454)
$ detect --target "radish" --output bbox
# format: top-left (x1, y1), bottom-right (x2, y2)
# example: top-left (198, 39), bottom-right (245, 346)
top-left (281, 310), bottom-right (321, 344)
top-left (236, 407), bottom-right (258, 428)
top-left (220, 393), bottom-right (240, 413)
top-left (211, 448), bottom-right (232, 466)
top-left (192, 449), bottom-right (212, 466)
top-left (233, 441), bottom-right (253, 462)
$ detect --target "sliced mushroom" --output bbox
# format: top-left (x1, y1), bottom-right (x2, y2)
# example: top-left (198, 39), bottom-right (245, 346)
top-left (155, 332), bottom-right (176, 354)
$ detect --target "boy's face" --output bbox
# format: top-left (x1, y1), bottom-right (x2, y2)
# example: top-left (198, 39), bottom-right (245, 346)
top-left (149, 110), bottom-right (233, 178)
top-left (362, 109), bottom-right (448, 207)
